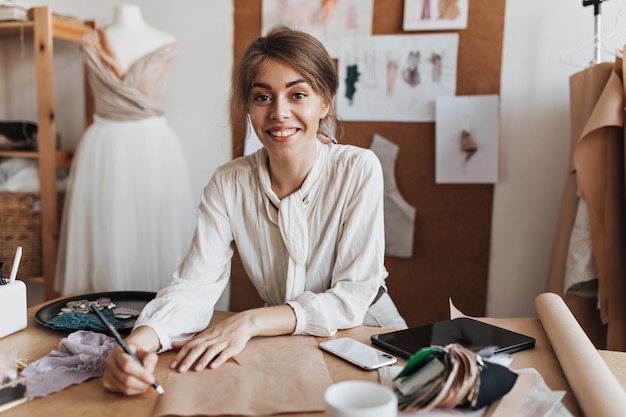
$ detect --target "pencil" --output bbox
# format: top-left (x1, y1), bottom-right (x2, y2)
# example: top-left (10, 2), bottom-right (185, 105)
top-left (90, 304), bottom-right (165, 395)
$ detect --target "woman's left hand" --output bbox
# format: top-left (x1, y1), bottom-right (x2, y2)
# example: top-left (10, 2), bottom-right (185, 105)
top-left (170, 304), bottom-right (297, 372)
top-left (170, 312), bottom-right (252, 372)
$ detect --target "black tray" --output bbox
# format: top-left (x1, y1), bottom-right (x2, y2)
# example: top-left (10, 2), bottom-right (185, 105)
top-left (35, 291), bottom-right (156, 332)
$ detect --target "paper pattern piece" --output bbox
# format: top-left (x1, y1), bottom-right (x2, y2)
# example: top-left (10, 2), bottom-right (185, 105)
top-left (261, 0), bottom-right (374, 58)
top-left (435, 95), bottom-right (499, 183)
top-left (337, 33), bottom-right (458, 122)
top-left (403, 0), bottom-right (469, 31)
top-left (370, 134), bottom-right (416, 258)
top-left (151, 335), bottom-right (333, 417)
top-left (448, 298), bottom-right (466, 319)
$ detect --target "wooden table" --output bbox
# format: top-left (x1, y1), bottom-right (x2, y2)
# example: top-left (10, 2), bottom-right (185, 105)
top-left (2, 305), bottom-right (626, 416)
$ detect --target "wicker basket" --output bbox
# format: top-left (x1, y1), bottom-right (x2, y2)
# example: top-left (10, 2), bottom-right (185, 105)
top-left (0, 192), bottom-right (64, 279)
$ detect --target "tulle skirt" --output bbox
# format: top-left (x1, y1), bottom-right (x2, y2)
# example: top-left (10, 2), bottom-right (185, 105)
top-left (55, 116), bottom-right (196, 294)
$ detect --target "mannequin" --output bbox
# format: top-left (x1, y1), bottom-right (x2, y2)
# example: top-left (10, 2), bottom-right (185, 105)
top-left (55, 4), bottom-right (195, 294)
top-left (106, 4), bottom-right (175, 72)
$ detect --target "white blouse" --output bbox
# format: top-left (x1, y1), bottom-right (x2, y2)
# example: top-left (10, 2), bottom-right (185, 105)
top-left (135, 140), bottom-right (389, 351)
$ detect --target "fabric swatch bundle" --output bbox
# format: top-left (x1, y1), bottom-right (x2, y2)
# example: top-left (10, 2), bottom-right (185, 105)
top-left (393, 343), bottom-right (517, 412)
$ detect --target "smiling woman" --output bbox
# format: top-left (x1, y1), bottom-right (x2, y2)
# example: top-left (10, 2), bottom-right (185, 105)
top-left (231, 26), bottom-right (338, 142)
top-left (101, 26), bottom-right (407, 396)
top-left (247, 59), bottom-right (329, 197)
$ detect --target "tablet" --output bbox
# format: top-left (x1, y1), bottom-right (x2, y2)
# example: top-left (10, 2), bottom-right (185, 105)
top-left (370, 317), bottom-right (535, 359)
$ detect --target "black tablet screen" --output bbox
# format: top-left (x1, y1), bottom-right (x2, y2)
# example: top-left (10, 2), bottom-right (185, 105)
top-left (370, 317), bottom-right (535, 359)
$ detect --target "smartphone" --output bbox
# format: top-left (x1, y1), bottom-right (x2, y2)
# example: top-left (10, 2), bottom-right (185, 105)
top-left (319, 337), bottom-right (398, 371)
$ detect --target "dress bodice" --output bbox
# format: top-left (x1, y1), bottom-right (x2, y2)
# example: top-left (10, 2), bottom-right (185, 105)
top-left (81, 29), bottom-right (178, 121)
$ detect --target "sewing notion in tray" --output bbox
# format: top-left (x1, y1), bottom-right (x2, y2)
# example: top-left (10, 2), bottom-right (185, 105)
top-left (35, 291), bottom-right (156, 333)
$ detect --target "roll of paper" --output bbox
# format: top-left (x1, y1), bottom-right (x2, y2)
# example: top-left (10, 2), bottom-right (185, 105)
top-left (535, 292), bottom-right (626, 417)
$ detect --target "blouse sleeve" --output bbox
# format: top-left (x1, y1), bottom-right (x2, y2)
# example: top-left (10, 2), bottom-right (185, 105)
top-left (134, 170), bottom-right (234, 351)
top-left (288, 149), bottom-right (387, 336)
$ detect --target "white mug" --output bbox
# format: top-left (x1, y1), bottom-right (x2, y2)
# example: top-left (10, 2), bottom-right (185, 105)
top-left (324, 380), bottom-right (398, 417)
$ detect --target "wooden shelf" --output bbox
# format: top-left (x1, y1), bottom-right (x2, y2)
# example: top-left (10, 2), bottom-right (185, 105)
top-left (51, 15), bottom-right (95, 42)
top-left (0, 149), bottom-right (74, 164)
top-left (0, 150), bottom-right (38, 158)
top-left (0, 13), bottom-right (93, 40)
top-left (0, 20), bottom-right (33, 36)
top-left (0, 7), bottom-right (95, 300)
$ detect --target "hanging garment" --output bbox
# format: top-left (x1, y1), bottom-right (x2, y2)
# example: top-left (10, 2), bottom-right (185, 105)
top-left (546, 52), bottom-right (626, 351)
top-left (55, 29), bottom-right (196, 294)
top-left (572, 52), bottom-right (626, 351)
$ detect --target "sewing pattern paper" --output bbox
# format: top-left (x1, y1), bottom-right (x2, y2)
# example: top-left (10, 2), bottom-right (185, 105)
top-left (151, 335), bottom-right (333, 416)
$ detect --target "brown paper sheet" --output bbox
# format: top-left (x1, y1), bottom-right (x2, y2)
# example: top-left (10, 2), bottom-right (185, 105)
top-left (151, 335), bottom-right (333, 417)
top-left (535, 293), bottom-right (626, 417)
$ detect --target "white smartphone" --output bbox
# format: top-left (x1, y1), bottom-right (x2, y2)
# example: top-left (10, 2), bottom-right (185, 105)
top-left (319, 337), bottom-right (398, 371)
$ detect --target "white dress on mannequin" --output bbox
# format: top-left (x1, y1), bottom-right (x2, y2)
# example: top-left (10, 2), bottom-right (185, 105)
top-left (55, 4), bottom-right (196, 294)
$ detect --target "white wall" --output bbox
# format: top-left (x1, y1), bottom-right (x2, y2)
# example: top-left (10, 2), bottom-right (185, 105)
top-left (3, 0), bottom-right (624, 317)
top-left (488, 0), bottom-right (625, 317)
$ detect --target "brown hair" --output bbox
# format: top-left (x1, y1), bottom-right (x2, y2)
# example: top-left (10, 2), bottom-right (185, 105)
top-left (230, 26), bottom-right (339, 148)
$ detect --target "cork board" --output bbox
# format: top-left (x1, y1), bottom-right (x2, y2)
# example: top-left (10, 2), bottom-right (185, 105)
top-left (230, 0), bottom-right (505, 327)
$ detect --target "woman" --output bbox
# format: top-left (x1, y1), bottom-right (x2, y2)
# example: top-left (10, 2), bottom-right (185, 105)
top-left (103, 26), bottom-right (407, 395)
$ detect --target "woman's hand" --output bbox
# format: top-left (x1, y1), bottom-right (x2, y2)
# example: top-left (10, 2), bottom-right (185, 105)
top-left (101, 326), bottom-right (161, 395)
top-left (102, 345), bottom-right (159, 395)
top-left (170, 311), bottom-right (253, 372)
top-left (170, 305), bottom-right (297, 372)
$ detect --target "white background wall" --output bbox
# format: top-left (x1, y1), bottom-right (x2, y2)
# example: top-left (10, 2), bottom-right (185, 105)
top-left (2, 0), bottom-right (625, 317)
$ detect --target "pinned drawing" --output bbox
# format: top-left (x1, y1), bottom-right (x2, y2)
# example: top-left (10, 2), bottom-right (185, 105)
top-left (435, 95), bottom-right (499, 184)
top-left (386, 50), bottom-right (400, 97)
top-left (430, 51), bottom-right (443, 82)
top-left (403, 0), bottom-right (469, 31)
top-left (402, 51), bottom-right (421, 86)
top-left (262, 0), bottom-right (374, 58)
top-left (337, 33), bottom-right (458, 122)
top-left (460, 129), bottom-right (478, 162)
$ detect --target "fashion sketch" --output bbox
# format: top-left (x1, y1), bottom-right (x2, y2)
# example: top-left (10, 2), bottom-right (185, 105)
top-left (261, 0), bottom-right (374, 57)
top-left (337, 33), bottom-right (458, 122)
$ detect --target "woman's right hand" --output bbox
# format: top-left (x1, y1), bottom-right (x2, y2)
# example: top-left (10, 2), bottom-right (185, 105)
top-left (101, 326), bottom-right (162, 396)
top-left (102, 344), bottom-right (159, 395)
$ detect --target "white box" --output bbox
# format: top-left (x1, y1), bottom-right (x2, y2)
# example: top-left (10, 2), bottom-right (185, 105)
top-left (0, 280), bottom-right (27, 338)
